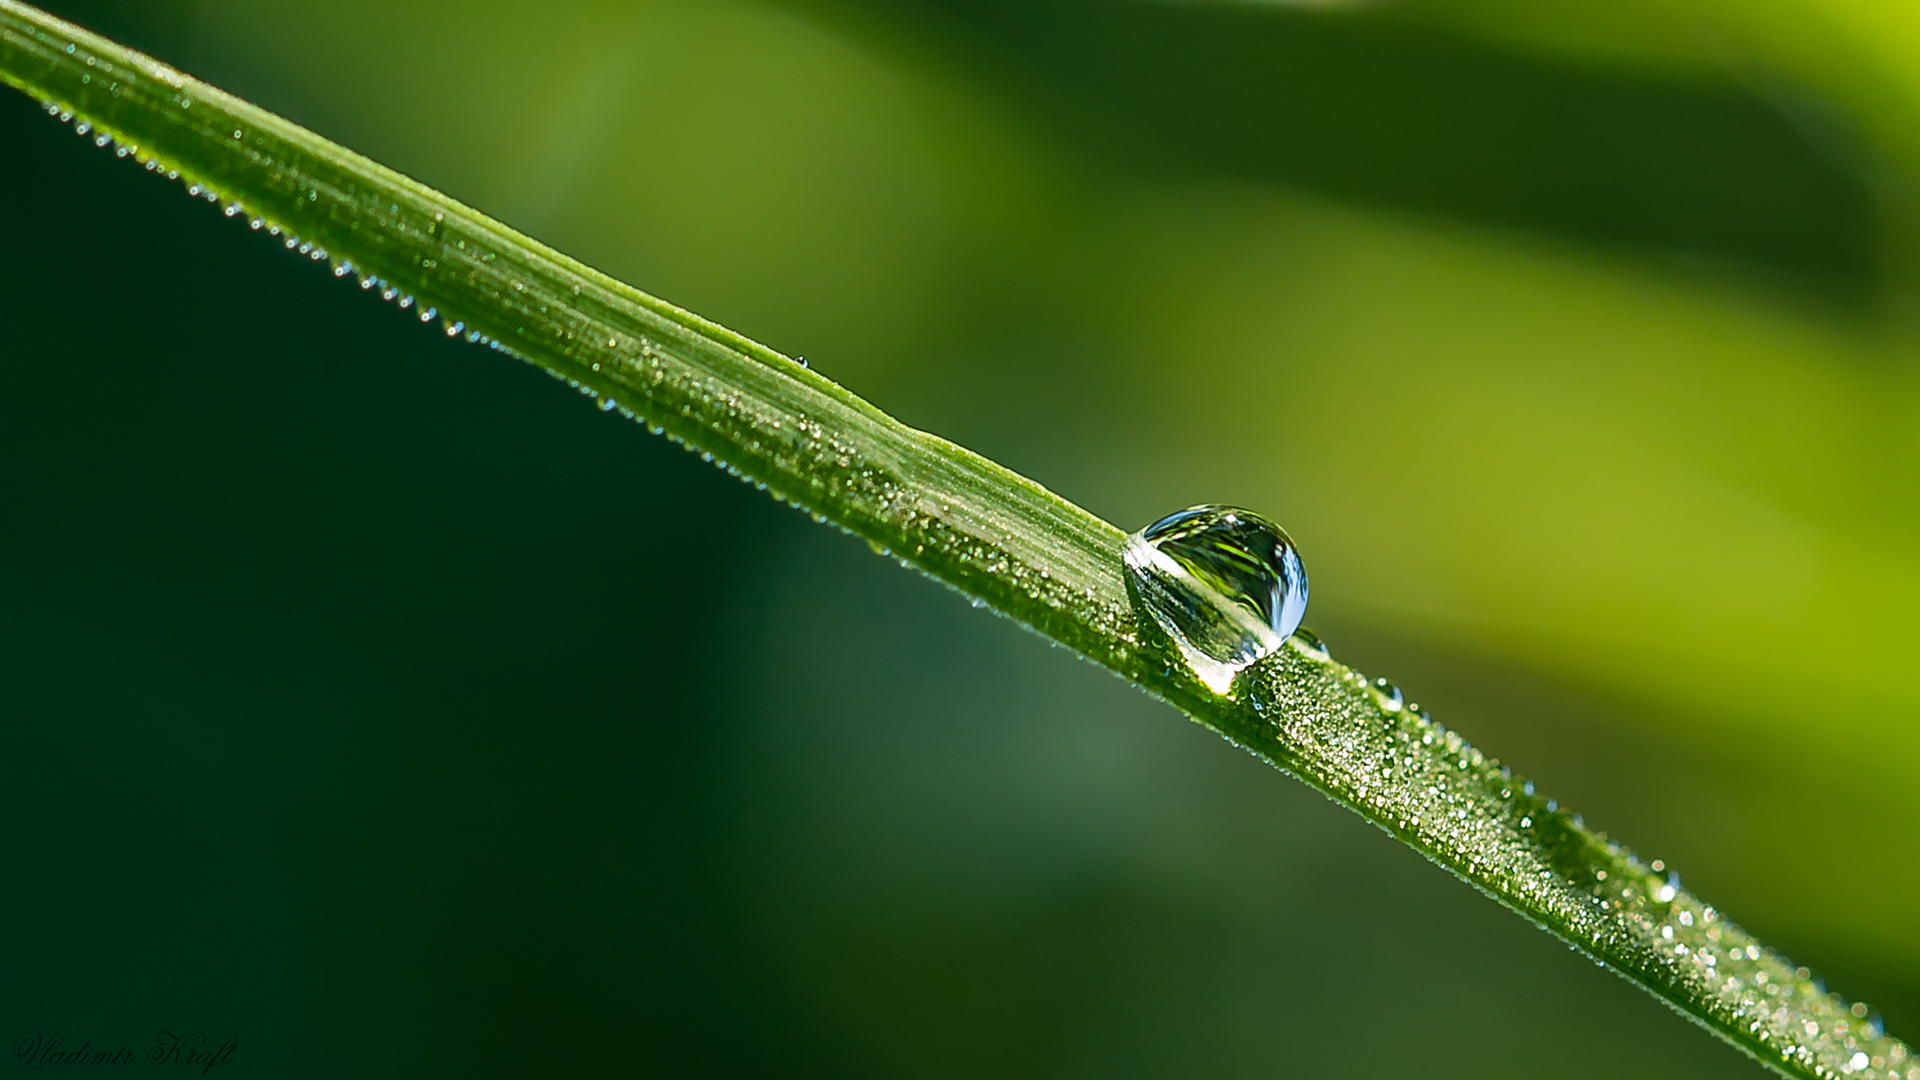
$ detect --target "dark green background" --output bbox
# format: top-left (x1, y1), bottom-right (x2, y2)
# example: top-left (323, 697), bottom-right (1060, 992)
top-left (4, 1), bottom-right (1917, 1076)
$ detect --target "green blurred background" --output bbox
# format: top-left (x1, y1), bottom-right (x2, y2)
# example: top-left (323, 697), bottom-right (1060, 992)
top-left (3, 0), bottom-right (1917, 1075)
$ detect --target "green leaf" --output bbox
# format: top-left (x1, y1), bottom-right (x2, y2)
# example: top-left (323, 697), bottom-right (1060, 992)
top-left (1, 2), bottom-right (1908, 1076)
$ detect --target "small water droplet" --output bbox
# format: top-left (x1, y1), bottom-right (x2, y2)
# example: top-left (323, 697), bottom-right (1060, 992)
top-left (794, 354), bottom-right (809, 368)
top-left (1123, 505), bottom-right (1308, 693)
top-left (597, 397), bottom-right (617, 412)
top-left (1287, 625), bottom-right (1330, 661)
top-left (1654, 871), bottom-right (1680, 904)
top-left (1370, 677), bottom-right (1404, 713)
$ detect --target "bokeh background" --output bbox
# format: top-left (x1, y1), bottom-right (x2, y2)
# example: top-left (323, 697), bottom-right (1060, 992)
top-left (3, 1), bottom-right (1917, 1076)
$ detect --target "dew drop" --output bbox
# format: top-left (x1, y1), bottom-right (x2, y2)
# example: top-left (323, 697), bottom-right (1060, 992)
top-left (1370, 677), bottom-right (1404, 713)
top-left (1654, 871), bottom-right (1680, 904)
top-left (1123, 504), bottom-right (1308, 693)
top-left (1288, 625), bottom-right (1331, 661)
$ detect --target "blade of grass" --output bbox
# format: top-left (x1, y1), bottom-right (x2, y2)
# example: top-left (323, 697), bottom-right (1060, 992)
top-left (1, 3), bottom-right (1909, 1076)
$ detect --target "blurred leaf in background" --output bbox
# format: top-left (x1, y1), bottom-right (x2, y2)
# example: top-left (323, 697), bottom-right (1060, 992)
top-left (1, 0), bottom-right (1913, 1076)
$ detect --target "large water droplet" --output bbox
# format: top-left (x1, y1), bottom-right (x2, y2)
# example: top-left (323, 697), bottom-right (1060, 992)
top-left (1123, 504), bottom-right (1308, 693)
